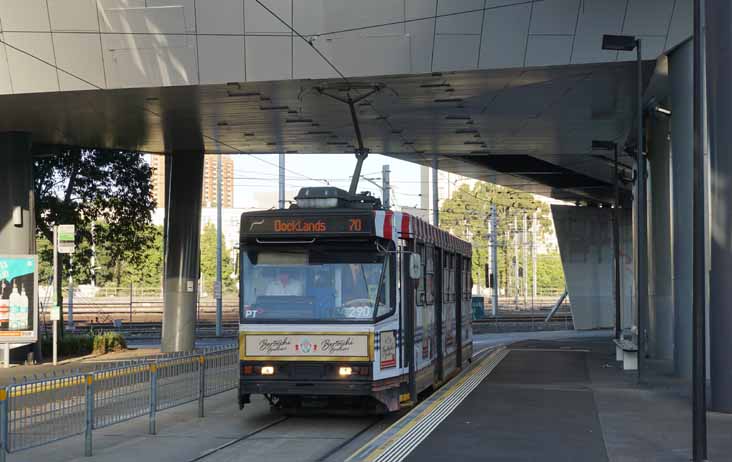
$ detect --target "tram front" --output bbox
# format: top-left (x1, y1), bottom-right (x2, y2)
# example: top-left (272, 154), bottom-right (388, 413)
top-left (238, 187), bottom-right (409, 413)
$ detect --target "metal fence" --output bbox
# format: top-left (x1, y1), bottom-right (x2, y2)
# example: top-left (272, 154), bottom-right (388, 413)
top-left (0, 345), bottom-right (239, 460)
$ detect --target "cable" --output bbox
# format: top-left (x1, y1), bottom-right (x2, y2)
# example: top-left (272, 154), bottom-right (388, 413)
top-left (254, 0), bottom-right (348, 82)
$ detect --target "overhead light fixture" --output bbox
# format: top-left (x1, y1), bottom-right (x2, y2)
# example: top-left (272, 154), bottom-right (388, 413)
top-left (227, 90), bottom-right (261, 97)
top-left (655, 106), bottom-right (671, 116)
top-left (601, 34), bottom-right (638, 51)
top-left (592, 140), bottom-right (616, 151)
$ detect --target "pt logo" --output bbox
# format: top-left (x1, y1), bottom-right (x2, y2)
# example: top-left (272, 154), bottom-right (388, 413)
top-left (295, 338), bottom-right (317, 354)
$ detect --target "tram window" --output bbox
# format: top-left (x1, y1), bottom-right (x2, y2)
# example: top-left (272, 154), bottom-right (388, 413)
top-left (416, 243), bottom-right (425, 305)
top-left (375, 252), bottom-right (396, 319)
top-left (425, 246), bottom-right (434, 306)
top-left (241, 246), bottom-right (391, 322)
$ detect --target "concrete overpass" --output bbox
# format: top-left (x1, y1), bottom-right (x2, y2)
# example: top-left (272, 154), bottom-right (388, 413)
top-left (3, 0), bottom-right (732, 412)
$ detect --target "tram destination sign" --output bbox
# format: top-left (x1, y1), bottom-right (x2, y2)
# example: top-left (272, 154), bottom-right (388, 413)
top-left (244, 214), bottom-right (373, 236)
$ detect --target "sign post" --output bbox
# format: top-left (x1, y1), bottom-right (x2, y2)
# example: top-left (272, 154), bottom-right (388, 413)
top-left (50, 305), bottom-right (60, 365)
top-left (56, 225), bottom-right (75, 334)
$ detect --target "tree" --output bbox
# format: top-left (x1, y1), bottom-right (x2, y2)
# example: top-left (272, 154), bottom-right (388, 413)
top-left (34, 148), bottom-right (156, 284)
top-left (535, 254), bottom-right (566, 291)
top-left (93, 225), bottom-right (163, 288)
top-left (200, 223), bottom-right (236, 295)
top-left (439, 182), bottom-right (559, 297)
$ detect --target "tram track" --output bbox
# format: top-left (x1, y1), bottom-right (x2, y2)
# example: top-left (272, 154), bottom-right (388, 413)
top-left (185, 413), bottom-right (389, 462)
top-left (186, 416), bottom-right (290, 462)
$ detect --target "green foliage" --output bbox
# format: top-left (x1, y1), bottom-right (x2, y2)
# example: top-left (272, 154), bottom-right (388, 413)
top-left (41, 333), bottom-right (94, 357)
top-left (200, 223), bottom-right (237, 294)
top-left (41, 332), bottom-right (128, 358)
top-left (34, 148), bottom-right (156, 284)
top-left (535, 254), bottom-right (565, 290)
top-left (92, 332), bottom-right (127, 354)
top-left (439, 182), bottom-right (563, 294)
top-left (93, 224), bottom-right (163, 287)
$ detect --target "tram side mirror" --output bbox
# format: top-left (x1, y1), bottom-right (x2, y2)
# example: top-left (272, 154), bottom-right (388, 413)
top-left (409, 253), bottom-right (422, 280)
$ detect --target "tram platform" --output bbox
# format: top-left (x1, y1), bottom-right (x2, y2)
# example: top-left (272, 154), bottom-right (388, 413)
top-left (350, 334), bottom-right (732, 462)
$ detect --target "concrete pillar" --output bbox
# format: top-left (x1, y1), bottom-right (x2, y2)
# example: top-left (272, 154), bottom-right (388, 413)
top-left (161, 150), bottom-right (204, 352)
top-left (0, 133), bottom-right (34, 255)
top-left (669, 40), bottom-right (693, 380)
top-left (551, 205), bottom-right (614, 330)
top-left (706, 0), bottom-right (732, 412)
top-left (647, 115), bottom-right (674, 361)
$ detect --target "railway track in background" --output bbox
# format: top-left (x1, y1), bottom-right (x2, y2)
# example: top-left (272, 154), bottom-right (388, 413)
top-left (474, 314), bottom-right (573, 324)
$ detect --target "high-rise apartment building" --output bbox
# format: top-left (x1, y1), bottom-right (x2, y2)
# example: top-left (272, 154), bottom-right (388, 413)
top-left (148, 155), bottom-right (235, 209)
top-left (149, 155), bottom-right (166, 209)
top-left (202, 156), bottom-right (234, 208)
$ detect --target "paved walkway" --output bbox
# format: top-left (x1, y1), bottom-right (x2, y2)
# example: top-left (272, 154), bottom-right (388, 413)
top-left (403, 335), bottom-right (732, 461)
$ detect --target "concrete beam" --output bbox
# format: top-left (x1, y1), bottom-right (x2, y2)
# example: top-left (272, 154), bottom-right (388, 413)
top-left (0, 132), bottom-right (34, 255)
top-left (669, 40), bottom-right (693, 380)
top-left (706, 0), bottom-right (732, 412)
top-left (647, 114), bottom-right (673, 361)
top-left (161, 150), bottom-right (204, 352)
top-left (552, 205), bottom-right (620, 330)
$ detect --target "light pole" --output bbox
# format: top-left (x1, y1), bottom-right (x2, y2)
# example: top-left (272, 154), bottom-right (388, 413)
top-left (216, 155), bottom-right (223, 337)
top-left (490, 204), bottom-right (498, 316)
top-left (602, 34), bottom-right (646, 380)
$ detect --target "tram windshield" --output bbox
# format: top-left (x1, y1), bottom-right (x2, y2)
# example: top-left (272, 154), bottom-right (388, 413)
top-left (241, 246), bottom-right (391, 322)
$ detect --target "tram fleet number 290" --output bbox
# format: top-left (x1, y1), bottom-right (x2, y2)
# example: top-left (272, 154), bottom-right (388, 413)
top-left (238, 186), bottom-right (472, 413)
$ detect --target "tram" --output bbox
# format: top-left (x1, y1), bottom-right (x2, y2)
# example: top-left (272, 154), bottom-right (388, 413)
top-left (238, 186), bottom-right (473, 412)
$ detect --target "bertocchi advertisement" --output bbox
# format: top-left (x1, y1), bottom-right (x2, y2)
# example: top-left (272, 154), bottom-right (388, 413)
top-left (242, 333), bottom-right (370, 360)
top-left (0, 255), bottom-right (38, 342)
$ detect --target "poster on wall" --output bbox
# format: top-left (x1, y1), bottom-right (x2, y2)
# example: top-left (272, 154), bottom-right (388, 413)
top-left (0, 255), bottom-right (38, 343)
top-left (380, 330), bottom-right (396, 369)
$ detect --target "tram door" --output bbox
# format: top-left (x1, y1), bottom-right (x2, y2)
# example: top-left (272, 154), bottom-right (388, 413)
top-left (455, 255), bottom-right (463, 368)
top-left (434, 247), bottom-right (444, 383)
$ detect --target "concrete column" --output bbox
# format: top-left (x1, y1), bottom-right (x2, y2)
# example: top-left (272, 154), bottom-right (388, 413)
top-left (706, 0), bottom-right (732, 412)
top-left (551, 205), bottom-right (614, 330)
top-left (161, 150), bottom-right (204, 352)
top-left (669, 40), bottom-right (693, 380)
top-left (647, 115), bottom-right (674, 361)
top-left (0, 133), bottom-right (34, 255)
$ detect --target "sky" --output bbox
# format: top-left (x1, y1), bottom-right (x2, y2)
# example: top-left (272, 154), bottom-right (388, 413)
top-left (232, 153), bottom-right (424, 210)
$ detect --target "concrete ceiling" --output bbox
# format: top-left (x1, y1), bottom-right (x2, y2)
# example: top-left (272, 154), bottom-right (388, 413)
top-left (1, 59), bottom-right (648, 203)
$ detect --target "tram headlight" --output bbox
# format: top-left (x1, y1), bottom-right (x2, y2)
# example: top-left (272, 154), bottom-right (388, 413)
top-left (261, 366), bottom-right (275, 376)
top-left (338, 366), bottom-right (353, 377)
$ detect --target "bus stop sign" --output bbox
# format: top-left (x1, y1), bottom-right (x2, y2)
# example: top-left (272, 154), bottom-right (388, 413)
top-left (57, 225), bottom-right (75, 254)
